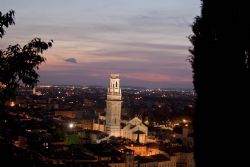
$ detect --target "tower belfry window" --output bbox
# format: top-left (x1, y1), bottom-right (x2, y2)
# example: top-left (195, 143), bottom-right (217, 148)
top-left (116, 82), bottom-right (118, 88)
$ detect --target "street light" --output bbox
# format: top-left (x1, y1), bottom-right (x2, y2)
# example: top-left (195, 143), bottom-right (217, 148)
top-left (68, 122), bottom-right (75, 166)
top-left (182, 119), bottom-right (187, 123)
top-left (69, 123), bottom-right (74, 129)
top-left (68, 122), bottom-right (77, 135)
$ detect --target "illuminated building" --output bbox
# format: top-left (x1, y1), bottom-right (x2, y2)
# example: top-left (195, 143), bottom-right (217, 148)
top-left (104, 74), bottom-right (148, 142)
top-left (105, 74), bottom-right (122, 137)
top-left (4, 101), bottom-right (15, 107)
top-left (121, 117), bottom-right (148, 143)
top-left (126, 144), bottom-right (160, 157)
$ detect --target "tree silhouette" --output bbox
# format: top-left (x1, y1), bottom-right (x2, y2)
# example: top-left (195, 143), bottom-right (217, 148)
top-left (189, 1), bottom-right (250, 167)
top-left (0, 10), bottom-right (52, 106)
top-left (0, 10), bottom-right (15, 38)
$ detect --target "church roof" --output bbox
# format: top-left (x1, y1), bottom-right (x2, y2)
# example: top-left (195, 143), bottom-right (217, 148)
top-left (129, 116), bottom-right (142, 124)
top-left (130, 125), bottom-right (136, 129)
top-left (133, 130), bottom-right (145, 134)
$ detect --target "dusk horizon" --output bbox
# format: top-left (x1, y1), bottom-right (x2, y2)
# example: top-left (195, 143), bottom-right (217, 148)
top-left (37, 73), bottom-right (194, 89)
top-left (0, 0), bottom-right (200, 88)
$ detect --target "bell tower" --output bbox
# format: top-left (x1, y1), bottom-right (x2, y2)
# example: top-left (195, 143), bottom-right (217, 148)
top-left (105, 74), bottom-right (122, 137)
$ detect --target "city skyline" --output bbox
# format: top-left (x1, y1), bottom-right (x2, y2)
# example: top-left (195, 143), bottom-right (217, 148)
top-left (0, 0), bottom-right (200, 88)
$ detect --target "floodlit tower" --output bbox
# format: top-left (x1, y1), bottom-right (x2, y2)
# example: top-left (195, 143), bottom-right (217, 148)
top-left (105, 74), bottom-right (122, 137)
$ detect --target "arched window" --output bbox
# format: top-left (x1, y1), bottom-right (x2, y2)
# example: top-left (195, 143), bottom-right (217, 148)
top-left (116, 81), bottom-right (118, 87)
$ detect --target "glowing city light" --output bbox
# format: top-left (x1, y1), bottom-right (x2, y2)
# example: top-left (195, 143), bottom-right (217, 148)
top-left (10, 101), bottom-right (15, 107)
top-left (182, 119), bottom-right (187, 123)
top-left (69, 123), bottom-right (74, 129)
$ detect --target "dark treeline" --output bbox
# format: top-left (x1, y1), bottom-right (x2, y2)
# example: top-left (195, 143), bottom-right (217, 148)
top-left (189, 1), bottom-right (250, 167)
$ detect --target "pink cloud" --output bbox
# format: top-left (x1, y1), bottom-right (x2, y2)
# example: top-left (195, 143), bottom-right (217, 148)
top-left (121, 72), bottom-right (191, 83)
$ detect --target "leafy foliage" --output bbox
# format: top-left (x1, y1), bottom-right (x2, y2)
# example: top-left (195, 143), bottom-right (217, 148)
top-left (0, 10), bottom-right (15, 38)
top-left (0, 10), bottom-right (52, 105)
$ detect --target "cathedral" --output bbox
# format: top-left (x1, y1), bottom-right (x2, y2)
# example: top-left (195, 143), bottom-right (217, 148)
top-left (105, 74), bottom-right (148, 143)
top-left (121, 117), bottom-right (148, 143)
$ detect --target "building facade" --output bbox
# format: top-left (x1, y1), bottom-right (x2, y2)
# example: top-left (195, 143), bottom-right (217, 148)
top-left (121, 117), bottom-right (148, 144)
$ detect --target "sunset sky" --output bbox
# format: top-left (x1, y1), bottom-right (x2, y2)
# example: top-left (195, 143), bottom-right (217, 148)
top-left (0, 0), bottom-right (200, 88)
